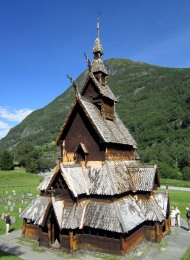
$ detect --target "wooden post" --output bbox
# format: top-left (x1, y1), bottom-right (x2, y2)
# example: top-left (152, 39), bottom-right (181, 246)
top-left (69, 230), bottom-right (74, 253)
top-left (120, 236), bottom-right (125, 255)
top-left (47, 223), bottom-right (51, 247)
top-left (22, 219), bottom-right (26, 236)
top-left (39, 226), bottom-right (42, 247)
top-left (165, 218), bottom-right (170, 234)
top-left (51, 223), bottom-right (55, 244)
top-left (155, 222), bottom-right (160, 241)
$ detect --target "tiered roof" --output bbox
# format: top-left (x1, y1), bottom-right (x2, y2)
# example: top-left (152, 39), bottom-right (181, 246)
top-left (20, 192), bottom-right (168, 233)
top-left (37, 162), bottom-right (158, 197)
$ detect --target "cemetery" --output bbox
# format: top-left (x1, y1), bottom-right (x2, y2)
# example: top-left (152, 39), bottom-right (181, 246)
top-left (0, 170), bottom-right (42, 235)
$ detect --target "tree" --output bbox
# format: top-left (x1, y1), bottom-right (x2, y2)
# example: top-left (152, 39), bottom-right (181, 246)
top-left (0, 150), bottom-right (14, 170)
top-left (15, 142), bottom-right (40, 173)
top-left (15, 141), bottom-right (51, 173)
top-left (182, 166), bottom-right (190, 181)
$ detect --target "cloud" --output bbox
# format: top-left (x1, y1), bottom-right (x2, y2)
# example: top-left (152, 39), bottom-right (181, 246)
top-left (0, 120), bottom-right (10, 140)
top-left (0, 106), bottom-right (33, 140)
top-left (0, 106), bottom-right (33, 122)
top-left (0, 121), bottom-right (10, 129)
top-left (0, 128), bottom-right (10, 140)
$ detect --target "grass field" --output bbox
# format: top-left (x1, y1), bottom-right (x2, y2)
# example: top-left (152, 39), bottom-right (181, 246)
top-left (159, 178), bottom-right (190, 219)
top-left (181, 247), bottom-right (190, 260)
top-left (0, 169), bottom-right (42, 235)
top-left (160, 178), bottom-right (190, 188)
top-left (0, 250), bottom-right (21, 259)
top-left (159, 189), bottom-right (190, 219)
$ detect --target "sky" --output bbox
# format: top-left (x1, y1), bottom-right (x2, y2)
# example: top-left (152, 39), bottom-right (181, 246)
top-left (1, 0), bottom-right (190, 140)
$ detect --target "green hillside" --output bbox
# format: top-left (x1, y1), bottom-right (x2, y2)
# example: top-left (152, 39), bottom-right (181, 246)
top-left (0, 58), bottom-right (190, 179)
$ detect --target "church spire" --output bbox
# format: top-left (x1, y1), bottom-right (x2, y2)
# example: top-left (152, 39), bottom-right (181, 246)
top-left (92, 14), bottom-right (103, 55)
top-left (91, 14), bottom-right (108, 76)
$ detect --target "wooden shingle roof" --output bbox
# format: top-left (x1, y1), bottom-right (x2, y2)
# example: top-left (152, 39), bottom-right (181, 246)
top-left (45, 194), bottom-right (167, 233)
top-left (56, 94), bottom-right (137, 147)
top-left (20, 192), bottom-right (168, 233)
top-left (37, 165), bottom-right (59, 191)
top-left (38, 161), bottom-right (158, 196)
top-left (136, 195), bottom-right (166, 222)
top-left (51, 196), bottom-right (146, 233)
top-left (19, 196), bottom-right (51, 225)
top-left (38, 161), bottom-right (156, 197)
top-left (78, 94), bottom-right (137, 147)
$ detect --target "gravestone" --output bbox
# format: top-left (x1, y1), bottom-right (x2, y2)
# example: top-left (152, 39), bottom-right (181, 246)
top-left (10, 216), bottom-right (16, 224)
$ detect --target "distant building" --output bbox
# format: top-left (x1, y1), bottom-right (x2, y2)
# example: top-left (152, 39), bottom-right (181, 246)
top-left (20, 18), bottom-right (170, 255)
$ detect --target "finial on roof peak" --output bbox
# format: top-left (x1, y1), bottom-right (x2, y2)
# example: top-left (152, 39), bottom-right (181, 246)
top-left (66, 74), bottom-right (78, 97)
top-left (97, 11), bottom-right (101, 38)
top-left (93, 11), bottom-right (103, 55)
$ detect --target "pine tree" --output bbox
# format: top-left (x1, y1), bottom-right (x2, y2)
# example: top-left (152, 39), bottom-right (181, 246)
top-left (0, 150), bottom-right (14, 170)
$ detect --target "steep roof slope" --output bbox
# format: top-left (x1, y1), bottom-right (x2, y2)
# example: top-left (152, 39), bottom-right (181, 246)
top-left (56, 94), bottom-right (137, 147)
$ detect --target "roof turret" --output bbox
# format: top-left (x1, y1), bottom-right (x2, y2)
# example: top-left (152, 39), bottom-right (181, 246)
top-left (91, 16), bottom-right (108, 76)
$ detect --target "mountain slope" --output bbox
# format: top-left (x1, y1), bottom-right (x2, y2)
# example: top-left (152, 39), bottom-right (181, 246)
top-left (1, 58), bottom-right (190, 178)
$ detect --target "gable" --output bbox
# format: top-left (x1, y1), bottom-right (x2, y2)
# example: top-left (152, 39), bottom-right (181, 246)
top-left (38, 166), bottom-right (75, 200)
top-left (81, 78), bottom-right (100, 100)
top-left (81, 72), bottom-right (117, 102)
top-left (57, 101), bottom-right (105, 161)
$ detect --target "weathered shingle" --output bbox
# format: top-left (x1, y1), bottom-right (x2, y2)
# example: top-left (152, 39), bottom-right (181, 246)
top-left (52, 196), bottom-right (146, 233)
top-left (137, 196), bottom-right (165, 222)
top-left (129, 165), bottom-right (157, 191)
top-left (78, 94), bottom-right (137, 147)
top-left (154, 192), bottom-right (169, 218)
top-left (58, 161), bottom-right (156, 197)
top-left (20, 196), bottom-right (51, 225)
top-left (52, 197), bottom-right (64, 229)
top-left (20, 192), bottom-right (168, 233)
top-left (60, 164), bottom-right (87, 197)
top-left (37, 166), bottom-right (59, 191)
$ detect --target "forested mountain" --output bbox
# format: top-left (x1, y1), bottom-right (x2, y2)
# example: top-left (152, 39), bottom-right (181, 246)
top-left (0, 58), bottom-right (190, 179)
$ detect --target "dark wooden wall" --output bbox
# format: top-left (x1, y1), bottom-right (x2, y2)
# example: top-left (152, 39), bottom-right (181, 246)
top-left (81, 80), bottom-right (99, 100)
top-left (64, 104), bottom-right (104, 161)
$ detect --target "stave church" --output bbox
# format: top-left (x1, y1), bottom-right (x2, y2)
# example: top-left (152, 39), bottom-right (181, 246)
top-left (20, 18), bottom-right (170, 255)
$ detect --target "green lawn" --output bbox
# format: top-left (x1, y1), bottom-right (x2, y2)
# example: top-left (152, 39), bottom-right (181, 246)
top-left (181, 247), bottom-right (190, 260)
top-left (160, 178), bottom-right (190, 188)
top-left (158, 189), bottom-right (190, 219)
top-left (0, 250), bottom-right (21, 259)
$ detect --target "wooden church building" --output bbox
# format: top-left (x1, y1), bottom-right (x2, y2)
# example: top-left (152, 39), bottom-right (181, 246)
top-left (20, 19), bottom-right (170, 255)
